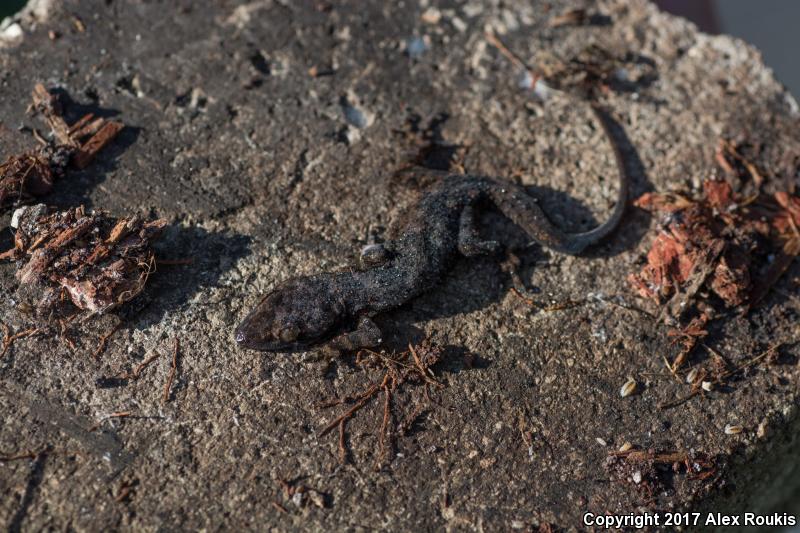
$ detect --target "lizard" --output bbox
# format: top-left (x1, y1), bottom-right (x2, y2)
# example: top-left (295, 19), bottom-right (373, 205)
top-left (235, 105), bottom-right (628, 353)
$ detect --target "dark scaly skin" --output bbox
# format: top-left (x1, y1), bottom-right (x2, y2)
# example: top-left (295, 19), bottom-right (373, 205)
top-left (235, 106), bottom-right (628, 353)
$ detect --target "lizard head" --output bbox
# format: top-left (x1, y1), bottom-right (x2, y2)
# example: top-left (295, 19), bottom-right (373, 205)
top-left (235, 275), bottom-right (344, 352)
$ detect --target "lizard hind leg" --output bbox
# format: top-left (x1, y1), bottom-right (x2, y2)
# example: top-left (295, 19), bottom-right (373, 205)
top-left (321, 316), bottom-right (382, 356)
top-left (458, 204), bottom-right (501, 257)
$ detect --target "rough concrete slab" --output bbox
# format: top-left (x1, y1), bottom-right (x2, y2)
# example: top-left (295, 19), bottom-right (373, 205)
top-left (1, 0), bottom-right (799, 531)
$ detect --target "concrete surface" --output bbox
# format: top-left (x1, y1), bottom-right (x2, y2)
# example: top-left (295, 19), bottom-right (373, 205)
top-left (1, 1), bottom-right (799, 531)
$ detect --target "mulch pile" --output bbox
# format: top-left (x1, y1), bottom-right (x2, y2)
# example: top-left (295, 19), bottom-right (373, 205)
top-left (2, 204), bottom-right (166, 314)
top-left (0, 84), bottom-right (123, 210)
top-left (629, 139), bottom-right (800, 370)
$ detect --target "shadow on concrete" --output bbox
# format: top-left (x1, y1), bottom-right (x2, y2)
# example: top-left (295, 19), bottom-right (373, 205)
top-left (124, 224), bottom-right (252, 331)
top-left (8, 448), bottom-right (48, 533)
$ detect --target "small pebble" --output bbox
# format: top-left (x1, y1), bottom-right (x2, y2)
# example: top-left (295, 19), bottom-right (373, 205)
top-left (450, 16), bottom-right (467, 32)
top-left (614, 67), bottom-right (630, 82)
top-left (10, 206), bottom-right (28, 228)
top-left (291, 492), bottom-right (303, 506)
top-left (517, 70), bottom-right (533, 90)
top-left (632, 471), bottom-right (642, 484)
top-left (307, 489), bottom-right (326, 508)
top-left (618, 441), bottom-right (633, 452)
top-left (342, 103), bottom-right (368, 129)
top-left (405, 35), bottom-right (430, 58)
top-left (421, 7), bottom-right (441, 24)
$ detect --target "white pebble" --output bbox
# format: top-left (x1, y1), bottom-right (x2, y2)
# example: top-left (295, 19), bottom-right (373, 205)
top-left (451, 16), bottom-right (467, 32)
top-left (533, 78), bottom-right (551, 101)
top-left (10, 206), bottom-right (27, 228)
top-left (0, 22), bottom-right (23, 42)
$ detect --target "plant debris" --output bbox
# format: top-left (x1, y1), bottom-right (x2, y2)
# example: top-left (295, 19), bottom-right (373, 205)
top-left (1, 204), bottom-right (166, 315)
top-left (606, 447), bottom-right (718, 504)
top-left (547, 7), bottom-right (610, 28)
top-left (626, 135), bottom-right (798, 410)
top-left (658, 344), bottom-right (780, 409)
top-left (664, 313), bottom-right (709, 373)
top-left (162, 338), bottom-right (180, 404)
top-left (88, 411), bottom-right (132, 432)
top-left (318, 340), bottom-right (444, 469)
top-left (0, 319), bottom-right (45, 358)
top-left (114, 478), bottom-right (138, 503)
top-left (275, 478), bottom-right (329, 511)
top-left (0, 446), bottom-right (47, 462)
top-left (537, 44), bottom-right (657, 97)
top-left (97, 348), bottom-right (163, 387)
top-left (548, 8), bottom-right (591, 28)
top-left (629, 140), bottom-right (800, 376)
top-left (0, 84), bottom-right (123, 210)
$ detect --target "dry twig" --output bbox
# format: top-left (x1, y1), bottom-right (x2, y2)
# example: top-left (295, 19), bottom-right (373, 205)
top-left (162, 338), bottom-right (180, 404)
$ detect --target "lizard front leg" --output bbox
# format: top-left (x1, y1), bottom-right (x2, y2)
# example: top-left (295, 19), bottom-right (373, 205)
top-left (321, 316), bottom-right (382, 356)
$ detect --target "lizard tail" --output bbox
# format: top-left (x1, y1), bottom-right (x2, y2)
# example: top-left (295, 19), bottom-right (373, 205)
top-left (556, 104), bottom-right (628, 254)
top-left (490, 104), bottom-right (628, 255)
top-left (489, 105), bottom-right (629, 255)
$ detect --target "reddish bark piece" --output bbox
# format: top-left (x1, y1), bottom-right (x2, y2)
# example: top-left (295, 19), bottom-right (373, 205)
top-left (710, 249), bottom-right (750, 307)
top-left (71, 117), bottom-right (106, 141)
top-left (31, 83), bottom-right (76, 147)
top-left (72, 121), bottom-right (125, 169)
top-left (67, 113), bottom-right (95, 135)
top-left (773, 191), bottom-right (800, 235)
top-left (703, 179), bottom-right (734, 210)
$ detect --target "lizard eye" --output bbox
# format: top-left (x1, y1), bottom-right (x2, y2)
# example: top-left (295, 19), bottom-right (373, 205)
top-left (278, 323), bottom-right (300, 343)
